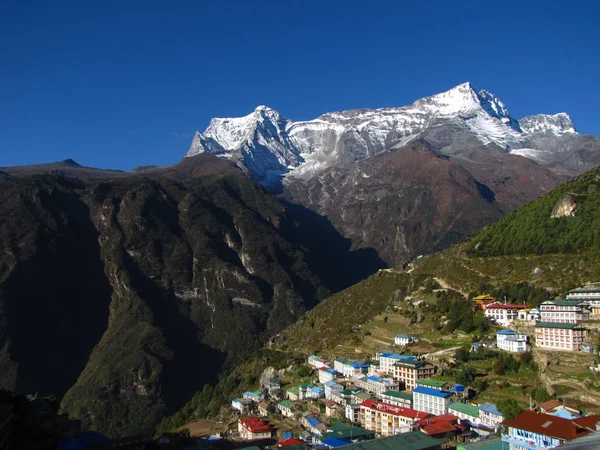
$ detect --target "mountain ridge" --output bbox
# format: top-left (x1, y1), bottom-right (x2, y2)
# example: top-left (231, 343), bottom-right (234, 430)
top-left (186, 82), bottom-right (596, 186)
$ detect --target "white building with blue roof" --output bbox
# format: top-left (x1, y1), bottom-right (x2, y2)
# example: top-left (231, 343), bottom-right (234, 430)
top-left (478, 402), bottom-right (504, 430)
top-left (412, 386), bottom-right (453, 416)
top-left (496, 329), bottom-right (529, 353)
top-left (324, 381), bottom-right (343, 400)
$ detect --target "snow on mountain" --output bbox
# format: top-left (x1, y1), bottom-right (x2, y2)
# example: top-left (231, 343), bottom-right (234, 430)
top-left (185, 83), bottom-right (580, 186)
top-left (519, 113), bottom-right (577, 135)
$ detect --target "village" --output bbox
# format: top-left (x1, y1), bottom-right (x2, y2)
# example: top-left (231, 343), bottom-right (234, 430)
top-left (218, 283), bottom-right (600, 450)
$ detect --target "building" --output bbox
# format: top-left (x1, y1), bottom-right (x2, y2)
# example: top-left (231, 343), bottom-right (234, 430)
top-left (332, 432), bottom-right (441, 450)
top-left (308, 355), bottom-right (331, 369)
top-left (539, 300), bottom-right (590, 324)
top-left (302, 413), bottom-right (325, 435)
top-left (238, 417), bottom-right (272, 440)
top-left (359, 399), bottom-right (431, 437)
top-left (354, 375), bottom-right (399, 395)
top-left (232, 398), bottom-right (252, 413)
top-left (416, 379), bottom-right (448, 391)
top-left (456, 438), bottom-right (503, 450)
top-left (277, 400), bottom-right (296, 418)
top-left (378, 353), bottom-right (415, 375)
top-left (367, 361), bottom-right (380, 375)
top-left (393, 360), bottom-right (436, 390)
top-left (286, 387), bottom-right (300, 401)
top-left (484, 304), bottom-right (528, 326)
top-left (378, 390), bottom-right (412, 408)
top-left (418, 414), bottom-right (463, 440)
top-left (266, 378), bottom-right (282, 398)
top-left (324, 381), bottom-right (344, 400)
top-left (518, 308), bottom-right (541, 323)
top-left (449, 402), bottom-right (480, 425)
top-left (320, 423), bottom-right (375, 444)
top-left (325, 400), bottom-right (339, 418)
top-left (496, 330), bottom-right (529, 353)
top-left (478, 403), bottom-right (504, 431)
top-left (535, 322), bottom-right (588, 351)
top-left (334, 358), bottom-right (368, 377)
top-left (566, 283), bottom-right (600, 307)
top-left (304, 385), bottom-right (325, 400)
top-left (319, 368), bottom-right (338, 384)
top-left (257, 401), bottom-right (270, 417)
top-left (394, 334), bottom-right (415, 346)
top-left (243, 391), bottom-right (265, 403)
top-left (473, 295), bottom-right (497, 311)
top-left (412, 386), bottom-right (453, 416)
top-left (500, 410), bottom-right (600, 449)
top-left (346, 404), bottom-right (361, 423)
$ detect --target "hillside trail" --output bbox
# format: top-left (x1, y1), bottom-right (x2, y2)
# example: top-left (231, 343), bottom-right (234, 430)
top-left (433, 277), bottom-right (469, 297)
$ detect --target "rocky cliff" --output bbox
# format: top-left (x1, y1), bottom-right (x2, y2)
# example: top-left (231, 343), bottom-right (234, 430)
top-left (0, 155), bottom-right (328, 436)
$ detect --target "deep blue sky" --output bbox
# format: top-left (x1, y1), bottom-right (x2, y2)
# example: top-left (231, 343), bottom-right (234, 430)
top-left (1, 0), bottom-right (598, 170)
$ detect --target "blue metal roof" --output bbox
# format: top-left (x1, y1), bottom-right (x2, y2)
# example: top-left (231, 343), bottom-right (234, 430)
top-left (380, 353), bottom-right (415, 360)
top-left (312, 387), bottom-right (325, 393)
top-left (367, 376), bottom-right (381, 382)
top-left (413, 386), bottom-right (453, 398)
top-left (322, 438), bottom-right (351, 448)
top-left (395, 334), bottom-right (411, 339)
top-left (324, 381), bottom-right (340, 388)
top-left (497, 329), bottom-right (518, 335)
top-left (306, 416), bottom-right (321, 427)
top-left (478, 402), bottom-right (502, 416)
top-left (325, 368), bottom-right (337, 374)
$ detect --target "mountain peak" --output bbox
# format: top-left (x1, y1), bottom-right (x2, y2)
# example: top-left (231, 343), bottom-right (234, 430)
top-left (519, 112), bottom-right (577, 135)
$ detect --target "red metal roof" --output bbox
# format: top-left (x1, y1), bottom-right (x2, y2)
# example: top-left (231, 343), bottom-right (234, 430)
top-left (360, 399), bottom-right (431, 420)
top-left (239, 417), bottom-right (272, 433)
top-left (538, 399), bottom-right (562, 412)
top-left (278, 438), bottom-right (306, 447)
top-left (417, 414), bottom-right (458, 427)
top-left (485, 304), bottom-right (527, 310)
top-left (502, 410), bottom-right (591, 441)
top-left (421, 421), bottom-right (460, 435)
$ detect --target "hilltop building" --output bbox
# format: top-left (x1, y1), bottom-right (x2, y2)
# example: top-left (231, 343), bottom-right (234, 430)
top-left (566, 283), bottom-right (600, 306)
top-left (496, 330), bottom-right (529, 353)
top-left (539, 300), bottom-right (590, 324)
top-left (535, 322), bottom-right (588, 351)
top-left (484, 304), bottom-right (528, 326)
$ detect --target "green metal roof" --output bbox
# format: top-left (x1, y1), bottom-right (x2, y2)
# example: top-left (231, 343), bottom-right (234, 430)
top-left (456, 438), bottom-right (502, 450)
top-left (355, 392), bottom-right (372, 400)
top-left (381, 390), bottom-right (412, 400)
top-left (394, 359), bottom-right (431, 368)
top-left (338, 431), bottom-right (441, 450)
top-left (535, 322), bottom-right (586, 329)
top-left (322, 423), bottom-right (375, 441)
top-left (449, 402), bottom-right (480, 418)
top-left (287, 387), bottom-right (300, 395)
top-left (416, 379), bottom-right (447, 388)
top-left (278, 400), bottom-right (296, 409)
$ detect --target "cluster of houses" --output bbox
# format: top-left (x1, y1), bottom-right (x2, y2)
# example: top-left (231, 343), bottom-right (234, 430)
top-left (230, 347), bottom-right (600, 449)
top-left (226, 283), bottom-right (600, 449)
top-left (477, 283), bottom-right (600, 354)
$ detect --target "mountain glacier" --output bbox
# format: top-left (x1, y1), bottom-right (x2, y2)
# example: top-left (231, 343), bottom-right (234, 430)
top-left (186, 82), bottom-right (590, 185)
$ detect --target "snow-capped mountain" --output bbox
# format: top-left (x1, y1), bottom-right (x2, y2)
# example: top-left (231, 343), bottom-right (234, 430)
top-left (519, 112), bottom-right (577, 135)
top-left (187, 82), bottom-right (595, 185)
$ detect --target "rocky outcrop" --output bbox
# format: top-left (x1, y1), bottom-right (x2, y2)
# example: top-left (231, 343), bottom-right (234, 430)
top-left (551, 193), bottom-right (577, 218)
